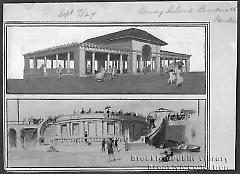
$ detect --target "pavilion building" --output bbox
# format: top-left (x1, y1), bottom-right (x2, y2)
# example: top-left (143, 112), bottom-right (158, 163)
top-left (23, 28), bottom-right (191, 79)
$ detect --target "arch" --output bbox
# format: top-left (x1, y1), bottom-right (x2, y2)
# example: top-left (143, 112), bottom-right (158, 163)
top-left (9, 129), bottom-right (17, 148)
top-left (142, 44), bottom-right (152, 61)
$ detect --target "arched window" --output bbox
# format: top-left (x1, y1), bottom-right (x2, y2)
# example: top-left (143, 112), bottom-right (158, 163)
top-left (142, 45), bottom-right (152, 61)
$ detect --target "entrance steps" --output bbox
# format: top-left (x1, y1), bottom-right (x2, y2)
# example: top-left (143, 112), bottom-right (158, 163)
top-left (42, 124), bottom-right (58, 144)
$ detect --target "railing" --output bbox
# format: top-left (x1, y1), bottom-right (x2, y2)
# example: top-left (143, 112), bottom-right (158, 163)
top-left (56, 113), bottom-right (146, 123)
top-left (53, 137), bottom-right (124, 145)
top-left (26, 68), bottom-right (75, 76)
top-left (7, 121), bottom-right (42, 125)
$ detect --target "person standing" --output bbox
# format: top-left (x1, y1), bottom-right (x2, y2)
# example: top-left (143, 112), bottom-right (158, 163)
top-left (124, 138), bottom-right (129, 152)
top-left (107, 138), bottom-right (115, 162)
top-left (84, 131), bottom-right (88, 143)
top-left (56, 64), bottom-right (63, 79)
top-left (114, 138), bottom-right (118, 152)
top-left (43, 63), bottom-right (47, 78)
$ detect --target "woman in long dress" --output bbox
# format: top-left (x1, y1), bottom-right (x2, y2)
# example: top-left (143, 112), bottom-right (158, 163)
top-left (175, 67), bottom-right (183, 86)
top-left (107, 138), bottom-right (115, 162)
top-left (124, 138), bottom-right (129, 152)
top-left (95, 68), bottom-right (106, 82)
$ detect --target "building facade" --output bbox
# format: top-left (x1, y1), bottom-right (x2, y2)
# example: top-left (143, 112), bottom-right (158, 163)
top-left (52, 111), bottom-right (148, 145)
top-left (23, 28), bottom-right (191, 79)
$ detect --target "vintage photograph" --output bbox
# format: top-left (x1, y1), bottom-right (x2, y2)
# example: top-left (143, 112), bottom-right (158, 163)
top-left (6, 99), bottom-right (206, 169)
top-left (3, 1), bottom-right (237, 171)
top-left (6, 25), bottom-right (206, 94)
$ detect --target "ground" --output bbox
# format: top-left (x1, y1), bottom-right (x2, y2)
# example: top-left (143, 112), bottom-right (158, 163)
top-left (7, 143), bottom-right (206, 169)
top-left (7, 72), bottom-right (206, 94)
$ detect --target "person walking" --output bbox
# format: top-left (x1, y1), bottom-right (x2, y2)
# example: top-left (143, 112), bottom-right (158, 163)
top-left (107, 138), bottom-right (115, 162)
top-left (101, 138), bottom-right (106, 151)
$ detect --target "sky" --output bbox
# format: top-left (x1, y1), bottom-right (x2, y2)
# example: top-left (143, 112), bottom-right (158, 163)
top-left (7, 26), bottom-right (205, 79)
top-left (6, 100), bottom-right (203, 121)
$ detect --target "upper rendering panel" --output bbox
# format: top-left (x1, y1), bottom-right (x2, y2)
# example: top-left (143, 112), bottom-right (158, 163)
top-left (6, 25), bottom-right (206, 94)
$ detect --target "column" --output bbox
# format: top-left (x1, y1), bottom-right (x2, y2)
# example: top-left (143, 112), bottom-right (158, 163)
top-left (139, 55), bottom-right (143, 72)
top-left (102, 121), bottom-right (104, 137)
top-left (103, 121), bottom-right (108, 136)
top-left (133, 52), bottom-right (137, 74)
top-left (107, 53), bottom-right (110, 70)
top-left (150, 58), bottom-right (153, 71)
top-left (33, 58), bottom-right (37, 68)
top-left (74, 47), bottom-right (86, 77)
top-left (51, 59), bottom-right (54, 68)
top-left (67, 123), bottom-right (71, 137)
top-left (67, 52), bottom-right (70, 73)
top-left (156, 54), bottom-right (160, 72)
top-left (44, 56), bottom-right (47, 65)
top-left (69, 122), bottom-right (73, 137)
top-left (186, 59), bottom-right (190, 72)
top-left (120, 54), bottom-right (123, 74)
top-left (56, 54), bottom-right (59, 68)
top-left (79, 121), bottom-right (85, 137)
top-left (162, 58), bottom-right (166, 72)
top-left (92, 52), bottom-right (95, 74)
top-left (128, 52), bottom-right (137, 74)
top-left (16, 129), bottom-right (22, 149)
top-left (85, 122), bottom-right (88, 134)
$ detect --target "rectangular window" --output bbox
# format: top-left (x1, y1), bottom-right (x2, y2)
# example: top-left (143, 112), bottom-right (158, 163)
top-left (70, 60), bottom-right (74, 68)
top-left (61, 124), bottom-right (67, 137)
top-left (30, 59), bottom-right (34, 68)
top-left (107, 123), bottom-right (115, 135)
top-left (72, 123), bottom-right (79, 135)
top-left (46, 60), bottom-right (51, 68)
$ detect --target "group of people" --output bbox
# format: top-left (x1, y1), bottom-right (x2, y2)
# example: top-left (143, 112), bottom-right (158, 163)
top-left (23, 116), bottom-right (44, 125)
top-left (73, 108), bottom-right (92, 115)
top-left (39, 63), bottom-right (63, 79)
top-left (168, 66), bottom-right (184, 86)
top-left (95, 66), bottom-right (118, 82)
top-left (46, 116), bottom-right (58, 125)
top-left (167, 113), bottom-right (191, 121)
top-left (101, 137), bottom-right (129, 162)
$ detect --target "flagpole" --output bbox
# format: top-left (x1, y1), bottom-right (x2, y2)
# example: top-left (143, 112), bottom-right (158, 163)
top-left (17, 99), bottom-right (20, 124)
top-left (198, 99), bottom-right (200, 116)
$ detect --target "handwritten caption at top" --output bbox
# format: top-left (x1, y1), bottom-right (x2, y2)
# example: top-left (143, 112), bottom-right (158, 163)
top-left (58, 8), bottom-right (96, 20)
top-left (138, 4), bottom-right (237, 24)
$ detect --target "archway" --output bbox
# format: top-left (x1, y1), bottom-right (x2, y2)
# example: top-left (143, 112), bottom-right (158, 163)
top-left (21, 128), bottom-right (38, 148)
top-left (142, 45), bottom-right (152, 71)
top-left (9, 129), bottom-right (17, 149)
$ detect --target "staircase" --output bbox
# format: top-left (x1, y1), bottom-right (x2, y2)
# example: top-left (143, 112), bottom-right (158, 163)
top-left (42, 124), bottom-right (58, 144)
top-left (145, 116), bottom-right (164, 139)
